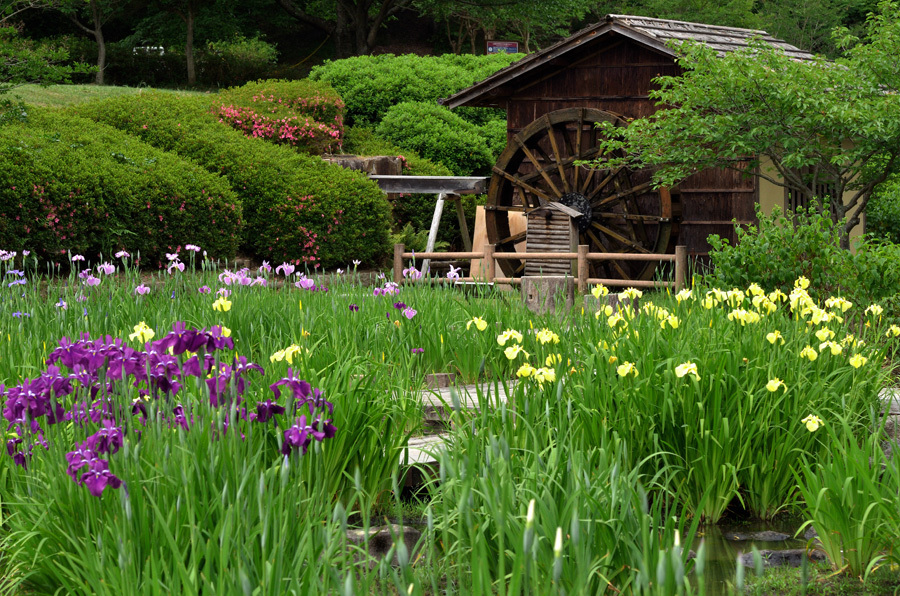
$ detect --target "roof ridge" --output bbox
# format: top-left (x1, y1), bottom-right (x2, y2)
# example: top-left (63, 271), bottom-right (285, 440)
top-left (606, 14), bottom-right (770, 36)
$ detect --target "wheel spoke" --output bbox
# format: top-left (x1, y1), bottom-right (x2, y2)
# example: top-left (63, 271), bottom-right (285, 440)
top-left (595, 213), bottom-right (667, 222)
top-left (543, 116), bottom-right (571, 194)
top-left (589, 221), bottom-right (652, 254)
top-left (497, 230), bottom-right (527, 246)
top-left (584, 165), bottom-right (624, 199)
top-left (590, 180), bottom-right (652, 207)
top-left (587, 229), bottom-right (631, 279)
top-left (514, 138), bottom-right (563, 199)
top-left (492, 166), bottom-right (552, 203)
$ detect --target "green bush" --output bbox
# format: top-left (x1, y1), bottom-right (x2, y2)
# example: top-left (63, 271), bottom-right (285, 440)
top-left (479, 118), bottom-right (508, 159)
top-left (215, 79), bottom-right (344, 155)
top-left (707, 201), bottom-right (900, 306)
top-left (201, 36), bottom-right (278, 87)
top-left (308, 53), bottom-right (519, 126)
top-left (0, 109), bottom-right (241, 264)
top-left (866, 177), bottom-right (900, 244)
top-left (376, 101), bottom-right (494, 176)
top-left (343, 126), bottom-right (483, 250)
top-left (71, 93), bottom-right (390, 267)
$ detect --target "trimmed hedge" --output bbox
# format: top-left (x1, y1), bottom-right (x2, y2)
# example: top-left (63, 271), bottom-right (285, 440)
top-left (71, 93), bottom-right (391, 267)
top-left (0, 109), bottom-right (241, 264)
top-left (375, 101), bottom-right (495, 176)
top-left (216, 79), bottom-right (344, 155)
top-left (308, 53), bottom-right (519, 126)
top-left (343, 126), bottom-right (483, 250)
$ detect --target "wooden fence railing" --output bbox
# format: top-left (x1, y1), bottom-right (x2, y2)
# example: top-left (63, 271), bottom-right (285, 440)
top-left (393, 244), bottom-right (689, 293)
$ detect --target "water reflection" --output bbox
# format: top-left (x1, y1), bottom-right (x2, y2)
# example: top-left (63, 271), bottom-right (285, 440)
top-left (691, 520), bottom-right (805, 595)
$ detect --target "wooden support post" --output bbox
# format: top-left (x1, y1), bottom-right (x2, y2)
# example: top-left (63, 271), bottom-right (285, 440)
top-left (483, 244), bottom-right (495, 282)
top-left (675, 245), bottom-right (687, 292)
top-left (453, 194), bottom-right (473, 252)
top-left (422, 193), bottom-right (446, 276)
top-left (393, 243), bottom-right (404, 284)
top-left (577, 244), bottom-right (589, 294)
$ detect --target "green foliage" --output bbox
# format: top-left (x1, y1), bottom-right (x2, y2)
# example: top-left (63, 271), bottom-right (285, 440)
top-left (0, 27), bottom-right (95, 93)
top-left (216, 78), bottom-right (344, 154)
top-left (866, 176), bottom-right (900, 243)
top-left (71, 92), bottom-right (391, 267)
top-left (201, 35), bottom-right (279, 86)
top-left (0, 108), bottom-right (240, 264)
top-left (478, 118), bottom-right (508, 159)
top-left (795, 413), bottom-right (900, 579)
top-left (308, 52), bottom-right (519, 126)
top-left (376, 101), bottom-right (495, 176)
top-left (708, 202), bottom-right (900, 306)
top-left (707, 203), bottom-right (851, 300)
top-left (594, 4), bottom-right (900, 245)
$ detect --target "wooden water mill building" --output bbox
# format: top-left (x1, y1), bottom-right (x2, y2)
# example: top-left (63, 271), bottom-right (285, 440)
top-left (440, 15), bottom-right (862, 281)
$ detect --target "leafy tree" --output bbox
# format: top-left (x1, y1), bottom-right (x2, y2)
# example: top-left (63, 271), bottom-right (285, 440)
top-left (55, 0), bottom-right (123, 85)
top-left (275, 0), bottom-right (410, 57)
top-left (0, 24), bottom-right (93, 93)
top-left (592, 0), bottom-right (900, 248)
top-left (415, 0), bottom-right (595, 53)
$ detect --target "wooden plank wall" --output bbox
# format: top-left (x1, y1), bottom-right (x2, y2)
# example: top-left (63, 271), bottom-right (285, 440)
top-left (500, 36), bottom-right (757, 258)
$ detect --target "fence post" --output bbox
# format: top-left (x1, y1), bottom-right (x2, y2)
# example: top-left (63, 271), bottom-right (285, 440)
top-left (484, 244), bottom-right (495, 283)
top-left (675, 245), bottom-right (687, 292)
top-left (577, 244), bottom-right (589, 294)
top-left (393, 243), bottom-right (404, 284)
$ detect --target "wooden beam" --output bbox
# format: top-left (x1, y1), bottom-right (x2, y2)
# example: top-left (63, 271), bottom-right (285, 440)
top-left (369, 176), bottom-right (488, 195)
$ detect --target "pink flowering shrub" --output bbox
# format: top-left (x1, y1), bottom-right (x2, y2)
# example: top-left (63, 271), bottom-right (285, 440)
top-left (215, 80), bottom-right (345, 155)
top-left (0, 109), bottom-right (241, 265)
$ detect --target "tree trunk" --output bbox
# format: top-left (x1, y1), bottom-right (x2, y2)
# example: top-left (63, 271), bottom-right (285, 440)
top-left (334, 2), bottom-right (354, 59)
top-left (91, 1), bottom-right (105, 85)
top-left (185, 3), bottom-right (195, 85)
top-left (354, 1), bottom-right (369, 54)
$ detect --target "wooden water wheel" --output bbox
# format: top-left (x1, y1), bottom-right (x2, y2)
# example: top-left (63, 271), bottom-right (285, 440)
top-left (486, 107), bottom-right (674, 280)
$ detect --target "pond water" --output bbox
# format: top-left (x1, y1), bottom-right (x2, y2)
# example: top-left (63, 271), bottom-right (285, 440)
top-left (692, 519), bottom-right (808, 594)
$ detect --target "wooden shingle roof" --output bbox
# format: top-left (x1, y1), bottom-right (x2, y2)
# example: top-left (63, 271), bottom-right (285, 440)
top-left (440, 14), bottom-right (816, 109)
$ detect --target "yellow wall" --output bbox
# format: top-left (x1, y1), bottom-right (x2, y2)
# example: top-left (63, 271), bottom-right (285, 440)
top-left (757, 157), bottom-right (865, 248)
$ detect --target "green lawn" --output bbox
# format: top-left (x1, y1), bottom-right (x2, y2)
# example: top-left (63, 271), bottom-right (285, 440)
top-left (7, 84), bottom-right (210, 108)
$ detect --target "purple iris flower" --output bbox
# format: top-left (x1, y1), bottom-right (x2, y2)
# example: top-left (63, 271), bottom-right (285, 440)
top-left (276, 263), bottom-right (295, 277)
top-left (172, 405), bottom-right (190, 430)
top-left (167, 261), bottom-right (185, 274)
top-left (98, 262), bottom-right (115, 275)
top-left (411, 348), bottom-right (424, 354)
top-left (402, 307), bottom-right (417, 320)
top-left (6, 269), bottom-right (23, 277)
top-left (8, 278), bottom-right (26, 287)
top-left (393, 302), bottom-right (407, 310)
top-left (295, 278), bottom-right (316, 290)
top-left (56, 299), bottom-right (67, 309)
top-left (115, 250), bottom-right (130, 258)
top-left (166, 252), bottom-right (179, 261)
top-left (65, 441), bottom-right (101, 480)
top-left (7, 437), bottom-right (26, 468)
top-left (134, 284), bottom-right (150, 295)
top-left (216, 288), bottom-right (231, 298)
top-left (71, 254), bottom-right (85, 262)
top-left (198, 285), bottom-right (211, 294)
top-left (185, 244), bottom-right (201, 252)
top-left (84, 275), bottom-right (101, 287)
top-left (256, 399), bottom-right (285, 423)
top-left (269, 368), bottom-right (311, 401)
top-left (259, 261), bottom-right (272, 273)
top-left (349, 304), bottom-right (359, 312)
top-left (12, 311), bottom-right (29, 318)
top-left (281, 415), bottom-right (313, 455)
top-left (80, 459), bottom-right (123, 497)
top-left (160, 321), bottom-right (206, 355)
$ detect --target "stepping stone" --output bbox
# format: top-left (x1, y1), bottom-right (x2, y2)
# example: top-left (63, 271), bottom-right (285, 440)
top-left (737, 549), bottom-right (827, 569)
top-left (726, 531), bottom-right (791, 542)
top-left (403, 434), bottom-right (447, 466)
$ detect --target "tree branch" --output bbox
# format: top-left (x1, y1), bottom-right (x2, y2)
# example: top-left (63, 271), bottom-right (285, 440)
top-left (276, 0), bottom-right (335, 34)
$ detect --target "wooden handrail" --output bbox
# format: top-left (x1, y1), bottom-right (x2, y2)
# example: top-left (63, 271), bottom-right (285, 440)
top-left (394, 243), bottom-right (688, 292)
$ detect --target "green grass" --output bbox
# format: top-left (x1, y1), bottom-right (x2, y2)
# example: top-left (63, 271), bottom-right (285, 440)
top-left (7, 84), bottom-right (209, 108)
top-left (745, 562), bottom-right (900, 595)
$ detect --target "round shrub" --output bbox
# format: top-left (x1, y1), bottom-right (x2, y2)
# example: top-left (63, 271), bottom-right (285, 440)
top-left (308, 53), bottom-right (519, 126)
top-left (70, 93), bottom-right (390, 267)
top-left (216, 79), bottom-right (344, 155)
top-left (867, 178), bottom-right (900, 244)
top-left (376, 101), bottom-right (495, 176)
top-left (0, 109), bottom-right (241, 264)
